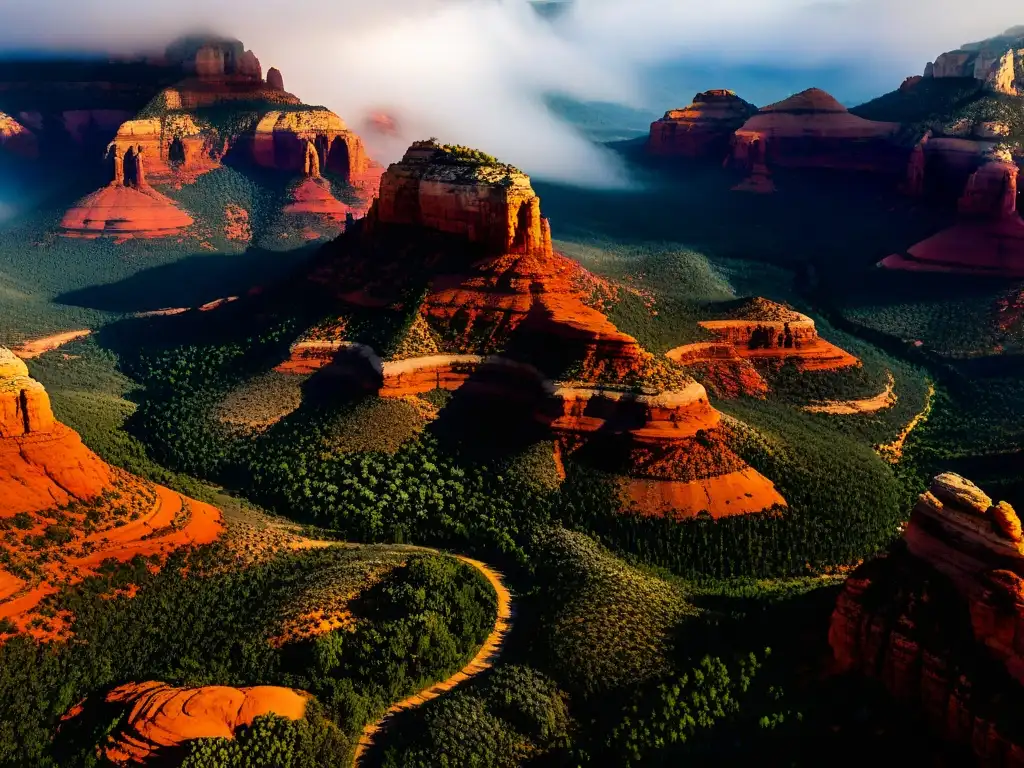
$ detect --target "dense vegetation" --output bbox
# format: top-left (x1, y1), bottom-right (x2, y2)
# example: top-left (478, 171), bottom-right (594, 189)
top-left (0, 546), bottom-right (495, 766)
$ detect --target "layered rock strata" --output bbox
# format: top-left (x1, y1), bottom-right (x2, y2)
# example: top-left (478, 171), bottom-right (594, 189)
top-left (728, 88), bottom-right (904, 188)
top-left (829, 473), bottom-right (1024, 764)
top-left (0, 348), bottom-right (222, 638)
top-left (647, 90), bottom-right (757, 159)
top-left (288, 142), bottom-right (786, 519)
top-left (668, 298), bottom-right (860, 374)
top-left (924, 28), bottom-right (1024, 95)
top-left (92, 682), bottom-right (309, 765)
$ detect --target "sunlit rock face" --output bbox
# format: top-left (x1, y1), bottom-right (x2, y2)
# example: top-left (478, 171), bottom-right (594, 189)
top-left (647, 90), bottom-right (757, 159)
top-left (830, 473), bottom-right (1024, 764)
top-left (72, 682), bottom-right (309, 765)
top-left (924, 27), bottom-right (1024, 95)
top-left (0, 346), bottom-right (223, 639)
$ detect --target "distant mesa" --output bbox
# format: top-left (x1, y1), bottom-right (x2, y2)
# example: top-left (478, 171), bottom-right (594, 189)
top-left (363, 111), bottom-right (401, 138)
top-left (0, 347), bottom-right (223, 638)
top-left (78, 681), bottom-right (309, 765)
top-left (882, 153), bottom-right (1024, 277)
top-left (0, 111), bottom-right (38, 159)
top-left (923, 26), bottom-right (1024, 95)
top-left (668, 297), bottom-right (860, 379)
top-left (285, 140), bottom-right (786, 519)
top-left (646, 90), bottom-right (757, 160)
top-left (830, 473), bottom-right (1024, 760)
top-left (52, 36), bottom-right (382, 240)
top-left (727, 88), bottom-right (904, 191)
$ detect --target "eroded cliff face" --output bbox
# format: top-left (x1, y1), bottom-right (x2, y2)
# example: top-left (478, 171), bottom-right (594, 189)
top-left (0, 347), bottom-right (222, 639)
top-left (647, 90), bottom-right (758, 159)
top-left (0, 111), bottom-right (38, 158)
top-left (290, 141), bottom-right (787, 519)
top-left (924, 28), bottom-right (1024, 95)
top-left (830, 473), bottom-right (1024, 764)
top-left (79, 682), bottom-right (309, 765)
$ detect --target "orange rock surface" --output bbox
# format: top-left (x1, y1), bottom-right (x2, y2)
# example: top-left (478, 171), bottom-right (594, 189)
top-left (252, 110), bottom-right (373, 182)
top-left (647, 90), bottom-right (757, 159)
top-left (882, 157), bottom-right (1024, 277)
top-left (0, 111), bottom-right (38, 158)
top-left (667, 298), bottom-right (860, 374)
top-left (728, 88), bottom-right (904, 179)
top-left (94, 682), bottom-right (308, 764)
top-left (829, 473), bottom-right (1024, 763)
top-left (665, 342), bottom-right (769, 398)
top-left (0, 348), bottom-right (223, 638)
top-left (282, 177), bottom-right (351, 220)
top-left (60, 184), bottom-right (194, 239)
top-left (11, 330), bottom-right (91, 359)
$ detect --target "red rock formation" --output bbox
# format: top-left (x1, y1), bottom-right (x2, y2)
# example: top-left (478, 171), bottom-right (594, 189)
top-left (670, 298), bottom-right (860, 373)
top-left (267, 67), bottom-right (284, 91)
top-left (60, 184), bottom-right (194, 240)
top-left (252, 110), bottom-right (373, 182)
top-left (93, 682), bottom-right (308, 764)
top-left (295, 142), bottom-right (786, 519)
top-left (728, 88), bottom-right (903, 177)
top-left (923, 28), bottom-right (1024, 94)
top-left (0, 347), bottom-right (223, 638)
top-left (364, 111), bottom-right (400, 137)
top-left (647, 90), bottom-right (757, 159)
top-left (829, 473), bottom-right (1024, 763)
top-left (882, 156), bottom-right (1024, 277)
top-left (664, 342), bottom-right (769, 398)
top-left (0, 111), bottom-right (38, 158)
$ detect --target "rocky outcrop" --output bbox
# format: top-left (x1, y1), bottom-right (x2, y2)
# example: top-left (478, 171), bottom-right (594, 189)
top-left (252, 110), bottom-right (373, 183)
top-left (0, 347), bottom-right (222, 638)
top-left (294, 142), bottom-right (786, 520)
top-left (882, 155), bottom-right (1024, 277)
top-left (267, 67), bottom-right (284, 91)
top-left (924, 27), bottom-right (1024, 95)
top-left (647, 90), bottom-right (757, 159)
top-left (829, 474), bottom-right (1024, 764)
top-left (60, 135), bottom-right (195, 240)
top-left (0, 111), bottom-right (38, 158)
top-left (728, 88), bottom-right (904, 182)
top-left (93, 682), bottom-right (309, 764)
top-left (669, 298), bottom-right (860, 373)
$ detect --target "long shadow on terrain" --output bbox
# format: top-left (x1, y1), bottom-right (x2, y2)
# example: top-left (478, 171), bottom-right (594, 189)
top-left (56, 244), bottom-right (321, 313)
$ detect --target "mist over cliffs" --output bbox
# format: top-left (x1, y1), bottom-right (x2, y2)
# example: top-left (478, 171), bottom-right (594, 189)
top-left (0, 0), bottom-right (1021, 186)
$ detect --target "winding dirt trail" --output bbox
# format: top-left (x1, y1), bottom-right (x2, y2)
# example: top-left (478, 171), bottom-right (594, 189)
top-left (351, 554), bottom-right (514, 767)
top-left (12, 330), bottom-right (91, 359)
top-left (803, 371), bottom-right (896, 415)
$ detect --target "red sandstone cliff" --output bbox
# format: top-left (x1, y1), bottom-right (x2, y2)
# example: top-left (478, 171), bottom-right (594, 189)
top-left (830, 473), bottom-right (1024, 764)
top-left (647, 90), bottom-right (757, 159)
top-left (0, 347), bottom-right (222, 639)
top-left (923, 28), bottom-right (1024, 95)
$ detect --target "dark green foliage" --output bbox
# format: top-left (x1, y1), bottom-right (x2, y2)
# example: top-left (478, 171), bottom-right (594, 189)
top-left (180, 707), bottom-right (346, 768)
top-left (0, 547), bottom-right (495, 767)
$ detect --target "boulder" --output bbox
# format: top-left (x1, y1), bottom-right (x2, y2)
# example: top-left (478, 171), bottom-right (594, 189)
top-left (931, 471), bottom-right (994, 515)
top-left (991, 501), bottom-right (1023, 542)
top-left (94, 682), bottom-right (309, 764)
top-left (647, 90), bottom-right (757, 159)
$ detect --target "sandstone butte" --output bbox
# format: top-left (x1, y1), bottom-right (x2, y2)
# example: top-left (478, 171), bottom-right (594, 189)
top-left (0, 110), bottom-right (38, 158)
top-left (0, 347), bottom-right (223, 638)
top-left (59, 38), bottom-right (382, 239)
top-left (77, 682), bottom-right (309, 765)
top-left (646, 90), bottom-right (758, 160)
top-left (666, 297), bottom-right (860, 387)
top-left (728, 88), bottom-right (904, 192)
top-left (282, 140), bottom-right (786, 519)
top-left (882, 153), bottom-right (1024, 277)
top-left (830, 472), bottom-right (1024, 764)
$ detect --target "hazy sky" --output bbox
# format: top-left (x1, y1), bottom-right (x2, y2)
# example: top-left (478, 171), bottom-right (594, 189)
top-left (1, 0), bottom-right (1022, 186)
